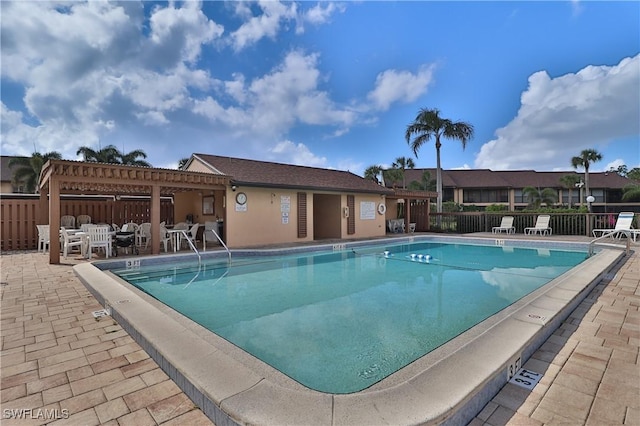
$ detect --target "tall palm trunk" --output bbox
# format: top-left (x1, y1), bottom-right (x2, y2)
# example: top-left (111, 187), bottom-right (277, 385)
top-left (435, 138), bottom-right (442, 226)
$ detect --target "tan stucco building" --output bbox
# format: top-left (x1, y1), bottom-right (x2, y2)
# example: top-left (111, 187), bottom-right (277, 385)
top-left (185, 154), bottom-right (395, 247)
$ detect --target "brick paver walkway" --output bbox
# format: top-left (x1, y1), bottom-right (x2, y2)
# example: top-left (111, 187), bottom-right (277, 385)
top-left (472, 251), bottom-right (640, 425)
top-left (2, 248), bottom-right (638, 425)
top-left (1, 252), bottom-right (213, 425)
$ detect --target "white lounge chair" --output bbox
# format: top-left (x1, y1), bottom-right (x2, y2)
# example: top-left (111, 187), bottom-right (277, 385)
top-left (592, 212), bottom-right (636, 240)
top-left (492, 216), bottom-right (515, 234)
top-left (524, 215), bottom-right (552, 236)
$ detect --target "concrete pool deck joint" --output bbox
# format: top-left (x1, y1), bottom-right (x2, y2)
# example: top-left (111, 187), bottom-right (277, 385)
top-left (73, 237), bottom-right (627, 425)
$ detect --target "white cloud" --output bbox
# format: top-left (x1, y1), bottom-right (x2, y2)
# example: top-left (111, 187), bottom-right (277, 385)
top-left (192, 50), bottom-right (357, 137)
top-left (0, 1), bottom-right (223, 159)
top-left (230, 0), bottom-right (297, 51)
top-left (267, 140), bottom-right (328, 168)
top-left (604, 159), bottom-right (625, 172)
top-left (297, 2), bottom-right (346, 34)
top-left (366, 65), bottom-right (436, 111)
top-left (475, 55), bottom-right (640, 171)
top-left (148, 1), bottom-right (224, 64)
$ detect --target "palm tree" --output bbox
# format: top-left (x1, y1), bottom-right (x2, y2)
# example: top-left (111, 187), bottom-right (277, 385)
top-left (405, 108), bottom-right (474, 215)
top-left (559, 174), bottom-right (581, 208)
top-left (364, 165), bottom-right (384, 184)
top-left (76, 145), bottom-right (121, 163)
top-left (622, 183), bottom-right (640, 201)
top-left (8, 151), bottom-right (62, 193)
top-left (627, 167), bottom-right (640, 181)
top-left (120, 149), bottom-right (151, 167)
top-left (391, 156), bottom-right (415, 189)
top-left (178, 157), bottom-right (190, 170)
top-left (76, 144), bottom-right (151, 166)
top-left (570, 149), bottom-right (602, 205)
top-left (523, 186), bottom-right (557, 209)
top-left (382, 168), bottom-right (404, 189)
top-left (408, 170), bottom-right (436, 191)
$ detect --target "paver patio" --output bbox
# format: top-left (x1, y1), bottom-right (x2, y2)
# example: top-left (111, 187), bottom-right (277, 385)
top-left (1, 239), bottom-right (638, 425)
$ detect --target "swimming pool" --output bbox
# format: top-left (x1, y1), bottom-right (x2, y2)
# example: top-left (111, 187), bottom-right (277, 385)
top-left (109, 241), bottom-right (587, 394)
top-left (76, 235), bottom-right (625, 425)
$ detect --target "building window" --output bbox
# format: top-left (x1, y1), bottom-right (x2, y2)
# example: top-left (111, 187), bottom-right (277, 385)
top-left (590, 189), bottom-right (604, 203)
top-left (463, 189), bottom-right (508, 203)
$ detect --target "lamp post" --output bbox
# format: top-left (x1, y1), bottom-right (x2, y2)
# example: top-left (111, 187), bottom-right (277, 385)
top-left (586, 195), bottom-right (595, 213)
top-left (586, 195), bottom-right (595, 237)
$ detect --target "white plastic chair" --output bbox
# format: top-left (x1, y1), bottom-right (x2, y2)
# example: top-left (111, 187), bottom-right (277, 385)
top-left (183, 223), bottom-right (200, 249)
top-left (76, 215), bottom-right (92, 226)
top-left (137, 222), bottom-right (152, 249)
top-left (86, 225), bottom-right (112, 258)
top-left (159, 225), bottom-right (173, 253)
top-left (61, 215), bottom-right (76, 229)
top-left (36, 225), bottom-right (50, 253)
top-left (60, 227), bottom-right (84, 258)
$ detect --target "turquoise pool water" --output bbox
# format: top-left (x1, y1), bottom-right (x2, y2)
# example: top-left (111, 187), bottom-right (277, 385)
top-left (111, 241), bottom-right (587, 393)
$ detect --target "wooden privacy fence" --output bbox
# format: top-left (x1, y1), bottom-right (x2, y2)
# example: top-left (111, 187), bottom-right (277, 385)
top-left (1, 196), bottom-right (174, 251)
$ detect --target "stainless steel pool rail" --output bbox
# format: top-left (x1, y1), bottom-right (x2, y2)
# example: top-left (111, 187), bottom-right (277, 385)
top-left (203, 228), bottom-right (232, 263)
top-left (179, 230), bottom-right (202, 266)
top-left (588, 229), bottom-right (632, 257)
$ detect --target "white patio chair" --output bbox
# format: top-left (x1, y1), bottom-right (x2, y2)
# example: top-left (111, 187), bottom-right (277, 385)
top-left (86, 225), bottom-right (112, 259)
top-left (60, 227), bottom-right (84, 258)
top-left (61, 215), bottom-right (76, 229)
top-left (159, 225), bottom-right (173, 253)
top-left (36, 225), bottom-right (50, 253)
top-left (76, 215), bottom-right (92, 226)
top-left (182, 223), bottom-right (200, 249)
top-left (137, 222), bottom-right (152, 249)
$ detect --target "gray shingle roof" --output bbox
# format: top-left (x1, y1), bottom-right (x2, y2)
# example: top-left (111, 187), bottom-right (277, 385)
top-left (194, 154), bottom-right (393, 194)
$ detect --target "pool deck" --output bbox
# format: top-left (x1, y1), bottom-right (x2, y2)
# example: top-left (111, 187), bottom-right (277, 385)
top-left (1, 233), bottom-right (638, 425)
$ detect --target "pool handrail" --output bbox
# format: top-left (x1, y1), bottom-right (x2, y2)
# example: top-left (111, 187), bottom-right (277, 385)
top-left (203, 227), bottom-right (232, 263)
top-left (179, 229), bottom-right (202, 266)
top-left (588, 229), bottom-right (631, 257)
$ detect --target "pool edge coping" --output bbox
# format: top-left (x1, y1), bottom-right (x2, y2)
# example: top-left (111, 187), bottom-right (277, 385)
top-left (73, 237), bottom-right (628, 425)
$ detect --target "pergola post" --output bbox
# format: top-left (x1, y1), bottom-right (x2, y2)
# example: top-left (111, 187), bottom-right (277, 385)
top-left (404, 197), bottom-right (411, 233)
top-left (49, 178), bottom-right (61, 264)
top-left (151, 184), bottom-right (161, 255)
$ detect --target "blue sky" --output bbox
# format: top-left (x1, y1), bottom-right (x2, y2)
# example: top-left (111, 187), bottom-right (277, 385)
top-left (1, 1), bottom-right (639, 177)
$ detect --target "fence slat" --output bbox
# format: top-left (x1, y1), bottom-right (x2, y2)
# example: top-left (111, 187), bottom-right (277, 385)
top-left (1, 197), bottom-right (174, 251)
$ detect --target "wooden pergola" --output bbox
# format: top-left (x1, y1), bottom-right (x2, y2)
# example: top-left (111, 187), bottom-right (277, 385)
top-left (389, 188), bottom-right (437, 233)
top-left (39, 160), bottom-right (230, 264)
